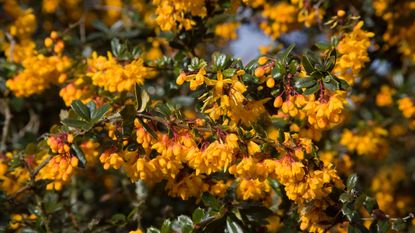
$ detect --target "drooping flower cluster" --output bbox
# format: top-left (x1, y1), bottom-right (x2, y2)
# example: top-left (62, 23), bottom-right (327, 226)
top-left (36, 133), bottom-right (79, 190)
top-left (334, 21), bottom-right (374, 84)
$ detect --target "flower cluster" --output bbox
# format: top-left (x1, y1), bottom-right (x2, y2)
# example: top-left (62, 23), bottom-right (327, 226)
top-left (334, 21), bottom-right (374, 84)
top-left (153, 0), bottom-right (206, 31)
top-left (340, 127), bottom-right (389, 158)
top-left (87, 52), bottom-right (156, 93)
top-left (36, 133), bottom-right (79, 190)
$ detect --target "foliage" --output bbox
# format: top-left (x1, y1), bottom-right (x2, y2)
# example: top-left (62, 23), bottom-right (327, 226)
top-left (0, 0), bottom-right (415, 232)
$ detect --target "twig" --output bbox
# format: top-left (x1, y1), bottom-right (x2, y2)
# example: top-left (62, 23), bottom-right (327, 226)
top-left (16, 109), bottom-right (39, 138)
top-left (5, 33), bottom-right (15, 61)
top-left (31, 154), bottom-right (54, 179)
top-left (0, 99), bottom-right (12, 152)
top-left (137, 113), bottom-right (214, 133)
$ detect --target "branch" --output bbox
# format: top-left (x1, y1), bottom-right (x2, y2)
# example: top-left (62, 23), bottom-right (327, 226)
top-left (0, 99), bottom-right (12, 152)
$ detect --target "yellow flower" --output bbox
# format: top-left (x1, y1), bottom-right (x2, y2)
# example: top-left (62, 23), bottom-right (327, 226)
top-left (87, 52), bottom-right (156, 92)
top-left (6, 53), bottom-right (71, 97)
top-left (215, 22), bottom-right (240, 40)
top-left (376, 85), bottom-right (395, 107)
top-left (340, 127), bottom-right (389, 158)
top-left (236, 178), bottom-right (271, 201)
top-left (9, 9), bottom-right (36, 39)
top-left (153, 0), bottom-right (206, 31)
top-left (165, 173), bottom-right (209, 200)
top-left (260, 2), bottom-right (299, 39)
top-left (334, 21), bottom-right (374, 84)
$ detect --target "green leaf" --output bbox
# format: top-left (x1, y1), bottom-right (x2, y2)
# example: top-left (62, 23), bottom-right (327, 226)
top-left (282, 43), bottom-right (295, 62)
top-left (71, 143), bottom-right (87, 168)
top-left (315, 41), bottom-right (331, 50)
top-left (391, 219), bottom-right (405, 231)
top-left (325, 53), bottom-right (336, 72)
top-left (340, 193), bottom-right (353, 203)
top-left (303, 83), bottom-right (320, 96)
top-left (347, 174), bottom-right (358, 191)
top-left (245, 59), bottom-right (257, 72)
top-left (302, 54), bottom-right (315, 74)
top-left (111, 38), bottom-right (121, 57)
top-left (216, 54), bottom-right (228, 69)
top-left (121, 104), bottom-right (137, 136)
top-left (110, 213), bottom-right (126, 225)
top-left (192, 207), bottom-right (206, 224)
top-left (348, 224), bottom-right (369, 233)
top-left (71, 100), bottom-right (91, 121)
top-left (86, 101), bottom-right (97, 115)
top-left (363, 196), bottom-right (378, 213)
top-left (268, 178), bottom-right (283, 197)
top-left (294, 77), bottom-right (316, 89)
top-left (91, 104), bottom-right (110, 122)
top-left (161, 219), bottom-right (172, 233)
top-left (272, 67), bottom-right (283, 80)
top-left (137, 118), bottom-right (158, 140)
top-left (61, 119), bottom-right (90, 130)
top-left (146, 227), bottom-right (160, 233)
top-left (376, 220), bottom-right (390, 233)
top-left (202, 193), bottom-right (221, 211)
top-left (175, 215), bottom-right (193, 233)
top-left (226, 217), bottom-right (243, 233)
top-left (223, 68), bottom-right (237, 77)
top-left (337, 77), bottom-right (350, 90)
top-left (323, 78), bottom-right (340, 92)
top-left (135, 84), bottom-right (150, 113)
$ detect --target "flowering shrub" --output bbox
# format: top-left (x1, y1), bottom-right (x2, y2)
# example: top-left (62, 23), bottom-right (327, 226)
top-left (0, 0), bottom-right (415, 232)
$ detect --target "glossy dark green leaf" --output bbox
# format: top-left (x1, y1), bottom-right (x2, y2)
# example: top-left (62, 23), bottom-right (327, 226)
top-left (160, 219), bottom-right (171, 233)
top-left (302, 53), bottom-right (315, 74)
top-left (348, 224), bottom-right (369, 233)
top-left (110, 213), bottom-right (126, 225)
top-left (323, 78), bottom-right (340, 92)
top-left (223, 68), bottom-right (237, 77)
top-left (192, 207), bottom-right (206, 224)
top-left (315, 41), bottom-right (331, 50)
top-left (337, 77), bottom-right (350, 90)
top-left (137, 118), bottom-right (158, 140)
top-left (294, 77), bottom-right (316, 89)
top-left (363, 196), bottom-right (378, 213)
top-left (176, 215), bottom-right (193, 233)
top-left (391, 219), bottom-right (405, 231)
top-left (303, 83), bottom-right (320, 96)
top-left (61, 119), bottom-right (90, 130)
top-left (91, 104), bottom-right (110, 122)
top-left (146, 227), bottom-right (160, 233)
top-left (214, 53), bottom-right (228, 70)
top-left (86, 101), bottom-right (97, 115)
top-left (245, 59), bottom-right (257, 72)
top-left (347, 174), bottom-right (358, 191)
top-left (202, 193), bottom-right (221, 211)
top-left (340, 193), bottom-right (353, 203)
top-left (71, 100), bottom-right (91, 121)
top-left (135, 84), bottom-right (150, 113)
top-left (71, 143), bottom-right (87, 168)
top-left (376, 220), bottom-right (390, 233)
top-left (226, 217), bottom-right (243, 233)
top-left (325, 55), bottom-right (336, 72)
top-left (282, 43), bottom-right (295, 62)
top-left (111, 38), bottom-right (121, 57)
top-left (272, 67), bottom-right (282, 80)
